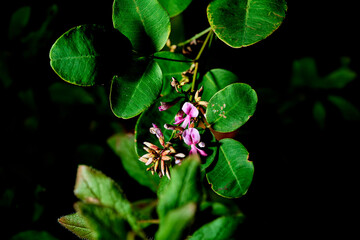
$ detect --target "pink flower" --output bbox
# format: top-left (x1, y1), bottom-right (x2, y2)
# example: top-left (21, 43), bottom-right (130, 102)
top-left (182, 128), bottom-right (207, 156)
top-left (149, 123), bottom-right (165, 147)
top-left (158, 98), bottom-right (180, 111)
top-left (174, 102), bottom-right (199, 129)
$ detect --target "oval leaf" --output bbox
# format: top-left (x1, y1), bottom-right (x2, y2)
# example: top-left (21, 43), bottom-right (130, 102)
top-left (158, 0), bottom-right (193, 17)
top-left (206, 83), bottom-right (257, 132)
top-left (207, 0), bottom-right (287, 48)
top-left (200, 68), bottom-right (239, 102)
top-left (206, 138), bottom-right (254, 198)
top-left (50, 25), bottom-right (132, 86)
top-left (113, 0), bottom-right (171, 53)
top-left (58, 213), bottom-right (96, 240)
top-left (110, 60), bottom-right (162, 119)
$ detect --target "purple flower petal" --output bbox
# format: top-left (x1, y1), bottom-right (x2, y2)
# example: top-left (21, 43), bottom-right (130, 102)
top-left (180, 115), bottom-right (191, 129)
top-left (174, 110), bottom-right (185, 124)
top-left (182, 102), bottom-right (199, 118)
top-left (182, 128), bottom-right (193, 145)
top-left (190, 128), bottom-right (200, 144)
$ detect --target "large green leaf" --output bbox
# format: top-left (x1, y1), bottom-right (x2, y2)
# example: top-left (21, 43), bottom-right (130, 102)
top-left (107, 133), bottom-right (160, 192)
top-left (206, 83), bottom-right (257, 132)
top-left (157, 155), bottom-right (202, 222)
top-left (158, 0), bottom-right (192, 17)
top-left (58, 213), bottom-right (96, 240)
top-left (156, 203), bottom-right (197, 240)
top-left (154, 51), bottom-right (192, 96)
top-left (200, 68), bottom-right (239, 102)
top-left (189, 214), bottom-right (244, 239)
top-left (75, 202), bottom-right (128, 240)
top-left (206, 138), bottom-right (254, 198)
top-left (49, 25), bottom-right (132, 86)
top-left (207, 0), bottom-right (287, 48)
top-left (112, 0), bottom-right (171, 53)
top-left (74, 165), bottom-right (143, 235)
top-left (110, 59), bottom-right (162, 119)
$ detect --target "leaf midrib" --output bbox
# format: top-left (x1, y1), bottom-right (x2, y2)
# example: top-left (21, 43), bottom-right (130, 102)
top-left (220, 146), bottom-right (242, 192)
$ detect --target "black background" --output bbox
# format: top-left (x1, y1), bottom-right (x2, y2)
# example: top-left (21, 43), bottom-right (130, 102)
top-left (1, 0), bottom-right (358, 239)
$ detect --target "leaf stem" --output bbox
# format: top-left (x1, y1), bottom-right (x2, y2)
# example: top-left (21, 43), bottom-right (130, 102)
top-left (151, 55), bottom-right (193, 63)
top-left (189, 29), bottom-right (214, 101)
top-left (177, 27), bottom-right (212, 47)
top-left (137, 219), bottom-right (160, 224)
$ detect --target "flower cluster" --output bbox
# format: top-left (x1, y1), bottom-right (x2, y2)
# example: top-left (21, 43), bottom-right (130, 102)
top-left (139, 84), bottom-right (209, 179)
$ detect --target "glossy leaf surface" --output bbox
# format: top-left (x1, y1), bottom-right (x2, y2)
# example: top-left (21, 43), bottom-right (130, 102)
top-left (50, 25), bottom-right (131, 86)
top-left (158, 0), bottom-right (192, 17)
top-left (206, 138), bottom-right (254, 198)
top-left (110, 60), bottom-right (162, 119)
top-left (113, 0), bottom-right (171, 53)
top-left (200, 68), bottom-right (239, 102)
top-left (206, 83), bottom-right (257, 132)
top-left (207, 0), bottom-right (287, 48)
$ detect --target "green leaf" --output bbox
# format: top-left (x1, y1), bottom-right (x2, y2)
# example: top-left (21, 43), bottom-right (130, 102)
top-left (207, 0), bottom-right (287, 48)
top-left (135, 95), bottom-right (184, 157)
top-left (328, 95), bottom-right (360, 121)
top-left (313, 101), bottom-right (326, 129)
top-left (112, 0), bottom-right (171, 53)
top-left (49, 24), bottom-right (132, 86)
top-left (74, 165), bottom-right (143, 236)
top-left (110, 59), bottom-right (162, 119)
top-left (8, 6), bottom-right (31, 40)
top-left (206, 138), bottom-right (254, 198)
top-left (107, 133), bottom-right (160, 192)
top-left (158, 0), bottom-right (193, 17)
top-left (75, 202), bottom-right (127, 240)
top-left (157, 155), bottom-right (202, 222)
top-left (154, 51), bottom-right (192, 96)
top-left (189, 214), bottom-right (244, 240)
top-left (156, 203), bottom-right (197, 240)
top-left (200, 69), bottom-right (239, 102)
top-left (206, 83), bottom-right (257, 132)
top-left (58, 213), bottom-right (96, 240)
top-left (10, 231), bottom-right (58, 240)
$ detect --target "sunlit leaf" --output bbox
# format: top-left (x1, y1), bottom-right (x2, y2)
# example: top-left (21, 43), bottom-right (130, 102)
top-left (206, 138), bottom-right (254, 198)
top-left (158, 0), bottom-right (193, 17)
top-left (110, 59), bottom-right (162, 119)
top-left (207, 0), bottom-right (287, 48)
top-left (113, 0), bottom-right (171, 53)
top-left (200, 68), bottom-right (239, 102)
top-left (206, 83), bottom-right (257, 132)
top-left (49, 25), bottom-right (132, 86)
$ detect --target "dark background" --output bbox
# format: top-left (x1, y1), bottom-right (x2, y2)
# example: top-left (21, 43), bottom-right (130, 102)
top-left (1, 0), bottom-right (358, 239)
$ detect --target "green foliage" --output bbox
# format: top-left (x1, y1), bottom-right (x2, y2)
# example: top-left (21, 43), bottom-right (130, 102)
top-left (206, 139), bottom-right (254, 198)
top-left (46, 0), bottom-right (291, 239)
top-left (206, 83), bottom-right (258, 132)
top-left (112, 0), bottom-right (171, 53)
top-left (10, 231), bottom-right (59, 240)
top-left (207, 0), bottom-right (287, 47)
top-left (110, 59), bottom-right (162, 118)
